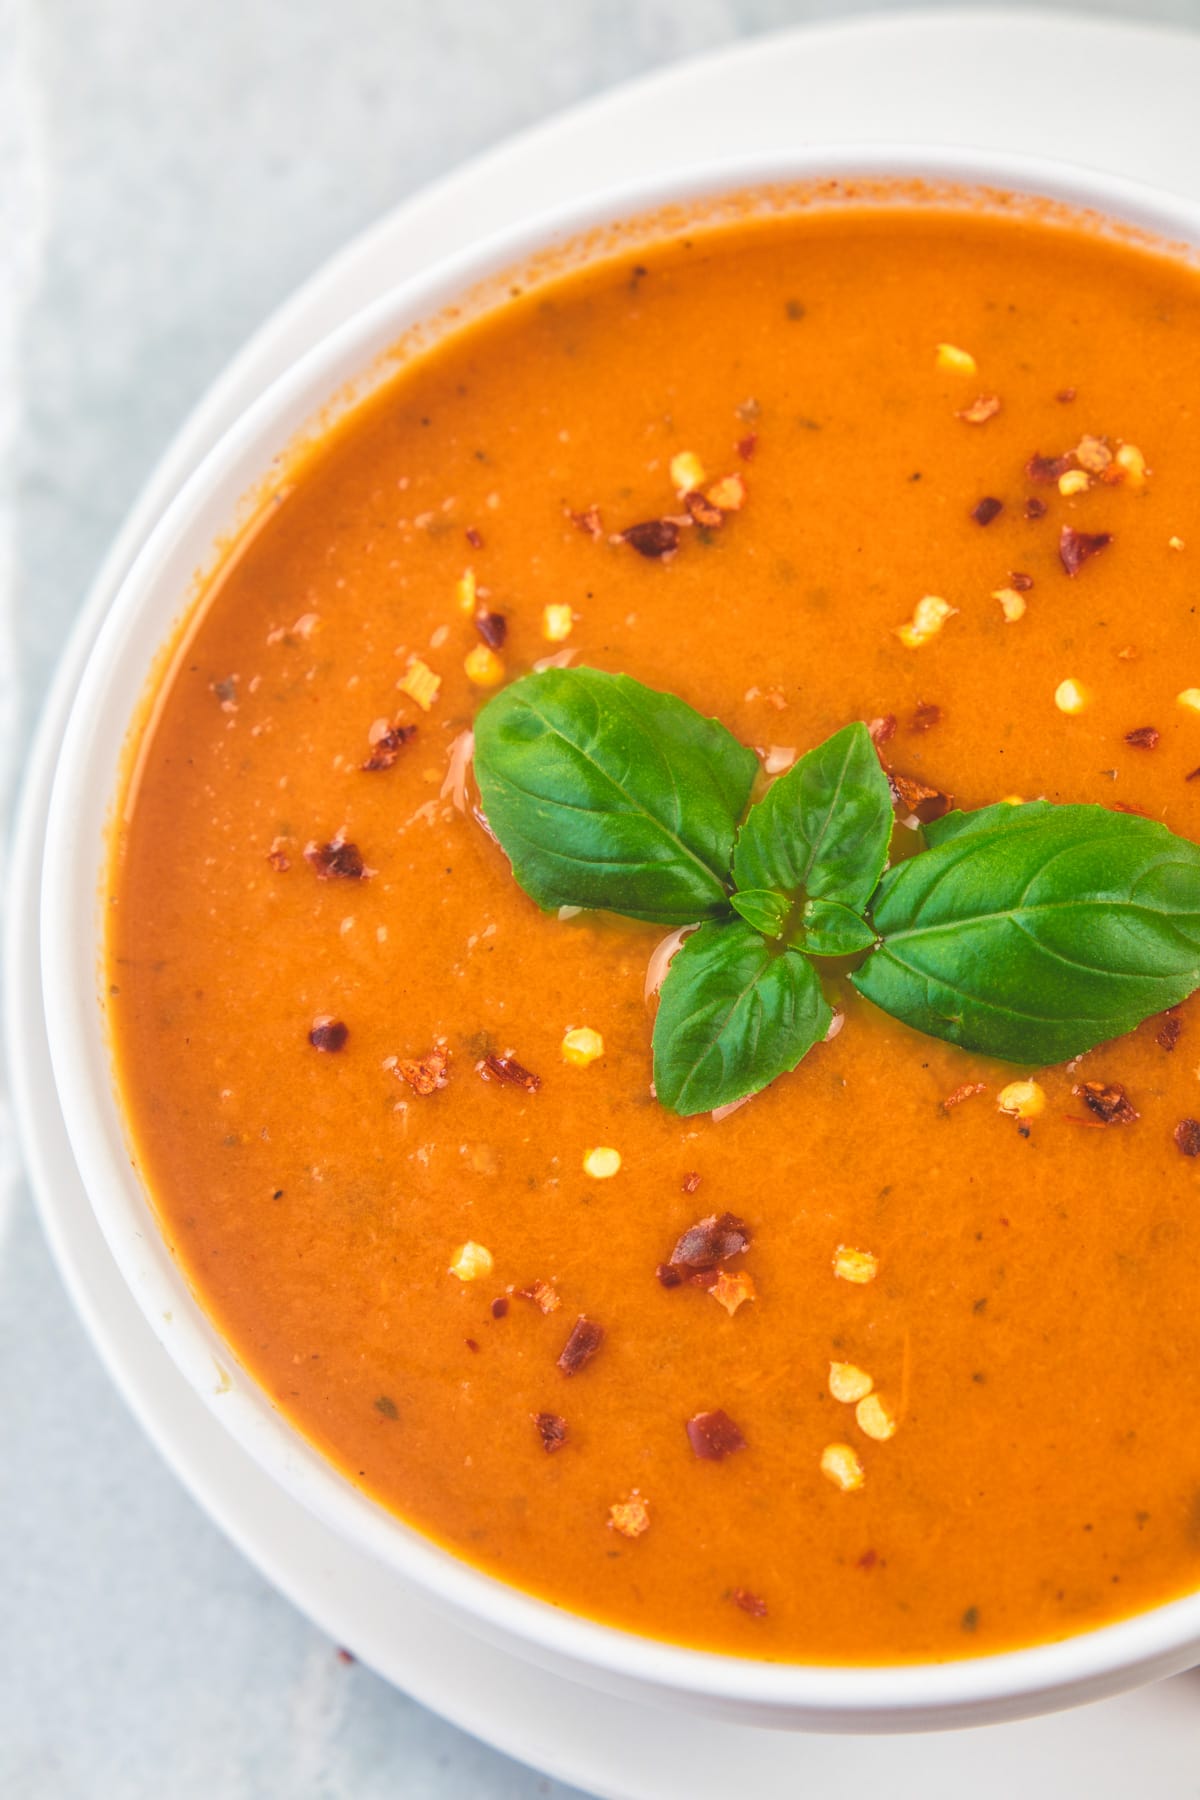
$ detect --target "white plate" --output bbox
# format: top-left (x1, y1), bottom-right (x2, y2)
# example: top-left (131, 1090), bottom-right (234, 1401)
top-left (10, 10), bottom-right (1200, 1795)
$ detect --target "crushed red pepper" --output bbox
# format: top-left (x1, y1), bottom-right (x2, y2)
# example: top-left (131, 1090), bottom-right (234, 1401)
top-left (730, 1587), bottom-right (768, 1617)
top-left (491, 1296), bottom-right (509, 1320)
top-left (684, 490), bottom-right (724, 529)
top-left (1074, 1081), bottom-right (1139, 1124)
top-left (361, 723), bottom-right (416, 771)
top-left (1125, 726), bottom-right (1160, 749)
top-left (942, 1082), bottom-right (987, 1112)
top-left (566, 504), bottom-right (603, 539)
top-left (1157, 1015), bottom-right (1183, 1052)
top-left (686, 1409), bottom-right (746, 1461)
top-left (680, 1170), bottom-right (702, 1194)
top-left (909, 702), bottom-right (941, 733)
top-left (473, 611), bottom-right (508, 650)
top-left (623, 519), bottom-right (681, 558)
top-left (667, 1213), bottom-right (751, 1275)
top-left (557, 1316), bottom-right (604, 1376)
top-left (305, 838), bottom-right (367, 880)
top-left (1024, 496), bottom-right (1048, 519)
top-left (1009, 570), bottom-right (1034, 591)
top-left (1027, 451), bottom-right (1074, 483)
top-left (309, 1017), bottom-right (349, 1054)
top-left (481, 1052), bottom-right (542, 1091)
top-left (1174, 1119), bottom-right (1200, 1157)
top-left (534, 1411), bottom-right (568, 1454)
top-left (972, 496), bottom-right (1003, 527)
top-left (1059, 525), bottom-right (1112, 577)
top-left (395, 1048), bottom-right (450, 1096)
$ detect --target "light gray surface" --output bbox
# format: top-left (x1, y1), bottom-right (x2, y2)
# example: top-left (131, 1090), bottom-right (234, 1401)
top-left (6, 3), bottom-right (1200, 1796)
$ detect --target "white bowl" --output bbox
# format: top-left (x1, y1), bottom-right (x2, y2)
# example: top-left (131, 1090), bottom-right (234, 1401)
top-left (39, 145), bottom-right (1200, 1733)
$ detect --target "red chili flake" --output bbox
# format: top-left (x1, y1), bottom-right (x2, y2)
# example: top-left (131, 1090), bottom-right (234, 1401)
top-left (686, 1409), bottom-right (746, 1462)
top-left (681, 1171), bottom-right (702, 1194)
top-left (212, 676), bottom-right (238, 709)
top-left (1059, 525), bottom-right (1112, 577)
top-left (1009, 570), bottom-right (1034, 592)
top-left (867, 713), bottom-right (897, 747)
top-left (1024, 496), bottom-right (1047, 520)
top-left (736, 433), bottom-right (758, 460)
top-left (305, 838), bottom-right (367, 880)
top-left (566, 505), bottom-right (603, 539)
top-left (1056, 387), bottom-right (1077, 403)
top-left (465, 526), bottom-right (484, 548)
top-left (909, 701), bottom-right (941, 733)
top-left (684, 490), bottom-right (724, 529)
top-left (1156, 1014), bottom-right (1183, 1052)
top-left (1027, 451), bottom-right (1074, 483)
top-left (942, 1082), bottom-right (987, 1112)
top-left (361, 723), bottom-right (416, 771)
top-left (1124, 726), bottom-right (1160, 749)
top-left (474, 611), bottom-right (507, 649)
top-left (730, 1587), bottom-right (768, 1618)
top-left (267, 837), bottom-right (291, 872)
top-left (668, 1213), bottom-right (751, 1275)
top-left (336, 1648), bottom-right (356, 1665)
top-left (972, 496), bottom-right (1003, 527)
top-left (491, 1296), bottom-right (509, 1319)
top-left (557, 1316), bottom-right (604, 1376)
top-left (1074, 1080), bottom-right (1139, 1124)
top-left (1187, 767), bottom-right (1200, 783)
top-left (889, 769), bottom-right (953, 822)
top-left (857, 1548), bottom-right (879, 1571)
top-left (481, 1052), bottom-right (542, 1091)
top-left (309, 1017), bottom-right (348, 1054)
top-left (1111, 800), bottom-right (1153, 818)
top-left (465, 1338), bottom-right (480, 1354)
top-left (655, 1263), bottom-right (684, 1288)
top-left (395, 1048), bottom-right (450, 1095)
top-left (623, 518), bottom-right (680, 559)
top-left (533, 1411), bottom-right (568, 1454)
top-left (1174, 1118), bottom-right (1200, 1157)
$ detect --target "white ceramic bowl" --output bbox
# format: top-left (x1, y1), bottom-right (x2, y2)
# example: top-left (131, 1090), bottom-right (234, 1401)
top-left (39, 146), bottom-right (1200, 1732)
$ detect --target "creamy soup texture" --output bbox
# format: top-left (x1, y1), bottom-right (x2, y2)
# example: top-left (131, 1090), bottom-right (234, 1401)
top-left (109, 198), bottom-right (1200, 1662)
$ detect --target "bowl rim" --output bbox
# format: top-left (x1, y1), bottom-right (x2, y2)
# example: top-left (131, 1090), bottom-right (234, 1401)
top-left (38, 141), bottom-right (1200, 1726)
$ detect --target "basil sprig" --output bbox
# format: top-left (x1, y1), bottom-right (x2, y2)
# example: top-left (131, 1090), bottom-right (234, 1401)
top-left (473, 669), bottom-right (1200, 1116)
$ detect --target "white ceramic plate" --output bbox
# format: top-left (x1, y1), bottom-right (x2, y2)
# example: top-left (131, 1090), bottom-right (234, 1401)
top-left (10, 10), bottom-right (1200, 1794)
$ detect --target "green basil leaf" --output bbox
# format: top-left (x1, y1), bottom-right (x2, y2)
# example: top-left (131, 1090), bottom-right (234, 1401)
top-left (854, 802), bottom-right (1200, 1063)
top-left (732, 722), bottom-right (893, 913)
top-left (473, 668), bottom-right (759, 924)
top-left (652, 920), bottom-right (832, 1115)
top-left (795, 898), bottom-right (878, 957)
top-left (731, 888), bottom-right (790, 938)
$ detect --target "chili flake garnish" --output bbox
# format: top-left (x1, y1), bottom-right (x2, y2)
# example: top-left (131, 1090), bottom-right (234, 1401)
top-left (730, 1587), bottom-right (768, 1617)
top-left (736, 433), bottom-right (758, 460)
top-left (668, 1212), bottom-right (751, 1275)
top-left (708, 1270), bottom-right (756, 1316)
top-left (266, 837), bottom-right (291, 872)
top-left (533, 1411), bottom-right (568, 1454)
top-left (361, 722), bottom-right (416, 771)
top-left (465, 525), bottom-right (484, 548)
top-left (681, 1170), bottom-right (702, 1194)
top-left (868, 713), bottom-right (898, 747)
top-left (1024, 496), bottom-right (1048, 520)
top-left (909, 702), bottom-right (941, 733)
top-left (1027, 451), bottom-right (1074, 483)
top-left (309, 1017), bottom-right (348, 1054)
top-left (942, 1081), bottom-right (987, 1112)
top-left (1174, 1118), bottom-right (1200, 1157)
top-left (1009, 570), bottom-right (1034, 591)
top-left (889, 769), bottom-right (953, 822)
top-left (480, 1052), bottom-right (542, 1091)
top-left (684, 489), bottom-right (724, 529)
top-left (971, 496), bottom-right (1003, 527)
top-left (1059, 525), bottom-right (1112, 577)
top-left (396, 1048), bottom-right (450, 1095)
top-left (305, 838), bottom-right (368, 880)
top-left (557, 1315), bottom-right (604, 1376)
top-left (686, 1409), bottom-right (746, 1461)
top-left (622, 519), bottom-right (680, 559)
top-left (1124, 726), bottom-right (1160, 749)
top-left (473, 611), bottom-right (508, 650)
top-left (1073, 1081), bottom-right (1139, 1124)
top-left (491, 1296), bottom-right (509, 1319)
top-left (1156, 1014), bottom-right (1183, 1052)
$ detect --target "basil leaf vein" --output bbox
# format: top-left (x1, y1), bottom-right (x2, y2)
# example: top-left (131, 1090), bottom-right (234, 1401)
top-left (473, 667), bottom-right (758, 924)
top-left (652, 920), bottom-right (832, 1115)
top-left (855, 803), bottom-right (1200, 1062)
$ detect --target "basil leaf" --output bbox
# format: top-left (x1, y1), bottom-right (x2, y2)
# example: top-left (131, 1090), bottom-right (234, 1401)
top-left (796, 898), bottom-right (878, 958)
top-left (733, 722), bottom-right (893, 913)
top-left (652, 920), bottom-right (832, 1115)
top-left (854, 803), bottom-right (1200, 1062)
top-left (731, 888), bottom-right (790, 937)
top-left (473, 668), bottom-right (759, 924)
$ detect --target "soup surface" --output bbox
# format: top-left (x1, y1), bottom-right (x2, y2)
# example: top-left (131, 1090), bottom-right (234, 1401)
top-left (109, 197), bottom-right (1200, 1662)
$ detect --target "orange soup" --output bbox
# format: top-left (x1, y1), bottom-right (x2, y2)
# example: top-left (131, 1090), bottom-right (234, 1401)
top-left (108, 196), bottom-right (1200, 1663)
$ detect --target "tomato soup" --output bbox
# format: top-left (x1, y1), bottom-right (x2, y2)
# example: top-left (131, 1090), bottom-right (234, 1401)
top-left (107, 196), bottom-right (1200, 1663)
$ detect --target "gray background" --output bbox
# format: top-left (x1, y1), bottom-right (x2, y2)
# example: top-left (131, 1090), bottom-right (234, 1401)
top-left (6, 2), bottom-right (1200, 1795)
